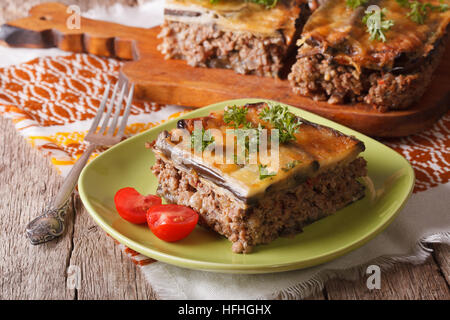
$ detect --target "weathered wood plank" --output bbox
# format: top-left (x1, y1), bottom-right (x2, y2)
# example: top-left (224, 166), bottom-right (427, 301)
top-left (304, 291), bottom-right (327, 300)
top-left (0, 117), bottom-right (75, 300)
top-left (324, 257), bottom-right (450, 300)
top-left (433, 244), bottom-right (450, 286)
top-left (0, 116), bottom-right (156, 300)
top-left (69, 196), bottom-right (156, 299)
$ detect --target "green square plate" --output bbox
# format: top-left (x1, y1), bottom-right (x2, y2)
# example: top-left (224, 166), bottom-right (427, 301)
top-left (78, 99), bottom-right (414, 274)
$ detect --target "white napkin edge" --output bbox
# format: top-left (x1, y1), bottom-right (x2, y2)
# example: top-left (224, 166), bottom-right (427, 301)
top-left (140, 233), bottom-right (450, 300)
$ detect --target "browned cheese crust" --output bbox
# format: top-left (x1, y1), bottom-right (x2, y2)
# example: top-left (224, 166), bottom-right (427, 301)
top-left (288, 0), bottom-right (450, 110)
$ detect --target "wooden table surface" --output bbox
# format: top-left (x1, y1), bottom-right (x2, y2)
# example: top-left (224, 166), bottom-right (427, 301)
top-left (0, 116), bottom-right (449, 300)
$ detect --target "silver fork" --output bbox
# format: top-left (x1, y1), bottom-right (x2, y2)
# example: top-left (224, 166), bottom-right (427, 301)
top-left (26, 81), bottom-right (135, 245)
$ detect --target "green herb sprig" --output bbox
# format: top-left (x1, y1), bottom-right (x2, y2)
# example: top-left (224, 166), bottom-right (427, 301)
top-left (209, 0), bottom-right (278, 9)
top-left (233, 126), bottom-right (265, 165)
top-left (396, 0), bottom-right (411, 7)
top-left (258, 104), bottom-right (300, 144)
top-left (396, 0), bottom-right (448, 24)
top-left (362, 7), bottom-right (394, 42)
top-left (224, 105), bottom-right (251, 129)
top-left (191, 128), bottom-right (215, 152)
top-left (346, 0), bottom-right (368, 9)
top-left (258, 164), bottom-right (277, 180)
top-left (439, 0), bottom-right (449, 12)
top-left (281, 160), bottom-right (302, 172)
top-left (409, 1), bottom-right (429, 23)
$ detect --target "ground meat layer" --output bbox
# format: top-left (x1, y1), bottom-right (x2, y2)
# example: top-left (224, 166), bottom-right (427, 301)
top-left (152, 157), bottom-right (367, 253)
top-left (288, 39), bottom-right (446, 111)
top-left (158, 20), bottom-right (289, 77)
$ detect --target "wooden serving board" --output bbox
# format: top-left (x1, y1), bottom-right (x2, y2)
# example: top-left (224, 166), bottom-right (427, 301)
top-left (1, 2), bottom-right (449, 137)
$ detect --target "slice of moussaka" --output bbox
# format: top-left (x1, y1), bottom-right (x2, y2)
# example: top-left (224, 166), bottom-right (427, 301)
top-left (288, 0), bottom-right (450, 111)
top-left (157, 0), bottom-right (313, 77)
top-left (149, 102), bottom-right (367, 253)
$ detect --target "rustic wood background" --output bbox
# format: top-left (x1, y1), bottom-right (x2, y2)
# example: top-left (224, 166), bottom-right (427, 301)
top-left (0, 0), bottom-right (449, 300)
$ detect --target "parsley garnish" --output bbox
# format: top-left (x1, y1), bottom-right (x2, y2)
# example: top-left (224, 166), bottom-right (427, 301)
top-left (210, 0), bottom-right (278, 9)
top-left (438, 1), bottom-right (449, 12)
top-left (258, 164), bottom-right (277, 180)
top-left (408, 1), bottom-right (429, 23)
top-left (396, 0), bottom-right (411, 7)
top-left (258, 104), bottom-right (300, 144)
top-left (224, 105), bottom-right (251, 129)
top-left (191, 128), bottom-right (215, 152)
top-left (362, 7), bottom-right (394, 42)
top-left (282, 160), bottom-right (302, 172)
top-left (250, 0), bottom-right (278, 8)
top-left (233, 127), bottom-right (263, 165)
top-left (396, 0), bottom-right (448, 24)
top-left (346, 0), bottom-right (368, 9)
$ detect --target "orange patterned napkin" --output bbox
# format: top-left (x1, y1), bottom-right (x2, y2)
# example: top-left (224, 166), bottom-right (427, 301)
top-left (0, 53), bottom-right (189, 176)
top-left (383, 114), bottom-right (449, 193)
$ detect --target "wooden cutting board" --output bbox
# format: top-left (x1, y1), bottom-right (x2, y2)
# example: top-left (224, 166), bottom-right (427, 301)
top-left (1, 2), bottom-right (449, 137)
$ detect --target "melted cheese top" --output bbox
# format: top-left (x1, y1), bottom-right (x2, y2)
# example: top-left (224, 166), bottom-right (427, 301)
top-left (158, 104), bottom-right (364, 199)
top-left (164, 0), bottom-right (302, 37)
top-left (300, 0), bottom-right (450, 69)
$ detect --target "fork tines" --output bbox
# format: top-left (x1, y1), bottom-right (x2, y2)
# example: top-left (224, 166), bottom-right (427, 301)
top-left (85, 81), bottom-right (135, 146)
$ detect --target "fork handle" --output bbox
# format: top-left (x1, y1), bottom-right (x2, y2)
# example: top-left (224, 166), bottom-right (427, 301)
top-left (26, 144), bottom-right (97, 245)
top-left (54, 144), bottom-right (97, 208)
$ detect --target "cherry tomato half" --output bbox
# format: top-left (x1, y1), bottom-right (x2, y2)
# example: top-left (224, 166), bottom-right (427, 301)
top-left (146, 204), bottom-right (199, 242)
top-left (114, 187), bottom-right (162, 224)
